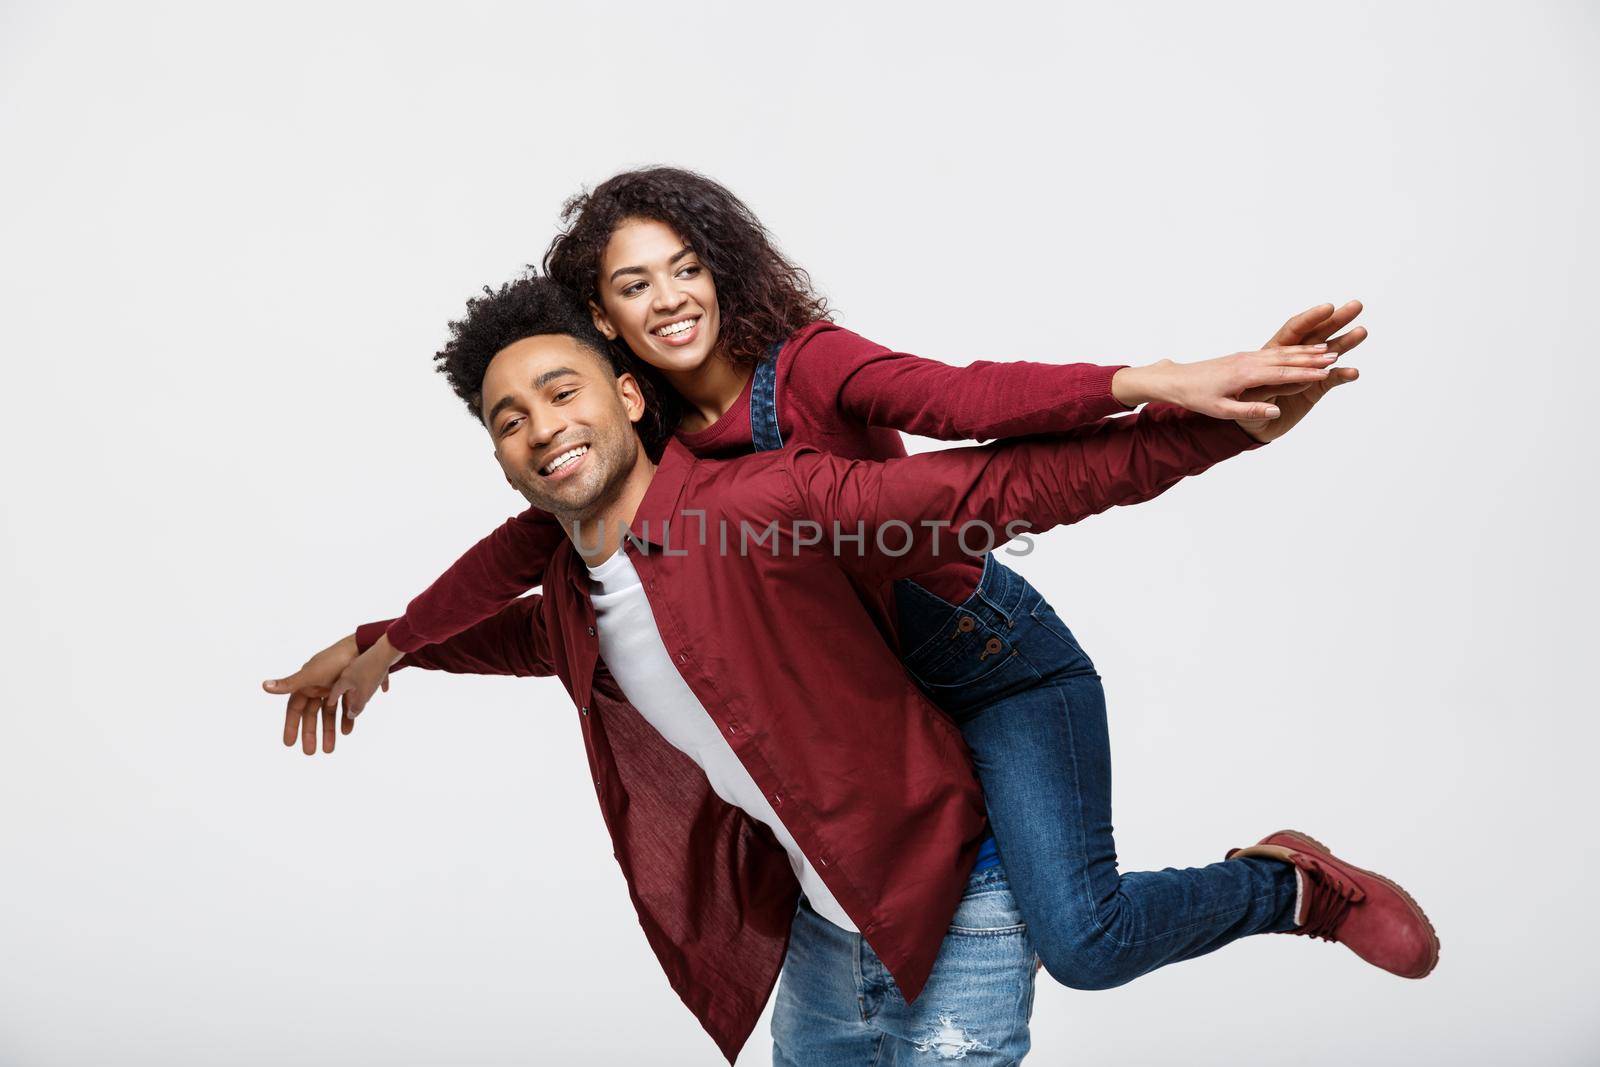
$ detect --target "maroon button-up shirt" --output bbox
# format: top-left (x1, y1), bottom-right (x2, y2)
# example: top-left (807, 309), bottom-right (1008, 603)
top-left (357, 404), bottom-right (1261, 1061)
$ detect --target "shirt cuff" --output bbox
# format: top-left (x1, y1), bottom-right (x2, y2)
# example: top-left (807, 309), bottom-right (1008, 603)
top-left (382, 616), bottom-right (425, 654)
top-left (1088, 363), bottom-right (1136, 414)
top-left (354, 619), bottom-right (395, 655)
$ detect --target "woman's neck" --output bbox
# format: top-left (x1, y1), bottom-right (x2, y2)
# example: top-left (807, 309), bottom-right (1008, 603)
top-left (667, 352), bottom-right (753, 434)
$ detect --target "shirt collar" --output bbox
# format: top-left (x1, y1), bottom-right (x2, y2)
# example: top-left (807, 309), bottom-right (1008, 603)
top-left (562, 437), bottom-right (696, 594)
top-left (626, 438), bottom-right (695, 548)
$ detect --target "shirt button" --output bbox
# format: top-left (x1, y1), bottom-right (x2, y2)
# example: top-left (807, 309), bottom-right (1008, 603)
top-left (587, 625), bottom-right (596, 636)
top-left (580, 706), bottom-right (589, 716)
top-left (676, 653), bottom-right (687, 665)
top-left (772, 792), bottom-right (783, 806)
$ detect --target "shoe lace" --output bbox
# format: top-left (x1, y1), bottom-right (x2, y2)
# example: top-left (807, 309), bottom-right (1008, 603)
top-left (1293, 856), bottom-right (1367, 942)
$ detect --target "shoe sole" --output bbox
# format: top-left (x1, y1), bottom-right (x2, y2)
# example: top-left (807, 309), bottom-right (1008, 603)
top-left (1275, 828), bottom-right (1441, 979)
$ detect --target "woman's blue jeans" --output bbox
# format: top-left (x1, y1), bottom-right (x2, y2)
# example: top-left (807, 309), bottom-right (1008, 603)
top-left (894, 555), bottom-right (1299, 990)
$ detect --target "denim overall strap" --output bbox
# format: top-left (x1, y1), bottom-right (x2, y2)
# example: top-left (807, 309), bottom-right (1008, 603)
top-left (749, 341), bottom-right (785, 453)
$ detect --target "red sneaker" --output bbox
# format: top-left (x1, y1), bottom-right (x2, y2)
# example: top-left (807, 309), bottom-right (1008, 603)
top-left (1226, 829), bottom-right (1439, 979)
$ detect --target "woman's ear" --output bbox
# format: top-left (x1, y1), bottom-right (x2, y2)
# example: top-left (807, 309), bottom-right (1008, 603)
top-left (590, 299), bottom-right (618, 341)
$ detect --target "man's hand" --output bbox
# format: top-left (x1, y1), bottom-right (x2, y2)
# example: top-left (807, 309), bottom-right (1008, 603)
top-left (262, 633), bottom-right (386, 755)
top-left (327, 633), bottom-right (404, 723)
top-left (1233, 300), bottom-right (1367, 443)
top-left (1233, 363), bottom-right (1360, 443)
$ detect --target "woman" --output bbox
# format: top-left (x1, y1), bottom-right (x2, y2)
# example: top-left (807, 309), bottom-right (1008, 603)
top-left (285, 166), bottom-right (1435, 989)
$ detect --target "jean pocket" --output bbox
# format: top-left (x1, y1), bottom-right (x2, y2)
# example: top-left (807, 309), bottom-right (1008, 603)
top-left (947, 884), bottom-right (1028, 936)
top-left (1026, 601), bottom-right (1096, 674)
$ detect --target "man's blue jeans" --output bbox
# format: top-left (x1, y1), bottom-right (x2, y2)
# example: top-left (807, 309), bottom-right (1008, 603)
top-left (771, 864), bottom-right (1037, 1065)
top-left (895, 555), bottom-right (1300, 990)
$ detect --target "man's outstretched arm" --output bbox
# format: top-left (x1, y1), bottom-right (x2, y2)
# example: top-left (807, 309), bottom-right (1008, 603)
top-left (354, 594), bottom-right (557, 681)
top-left (263, 596), bottom-right (555, 757)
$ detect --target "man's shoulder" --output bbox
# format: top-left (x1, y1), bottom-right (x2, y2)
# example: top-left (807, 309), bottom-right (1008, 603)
top-left (679, 445), bottom-right (825, 519)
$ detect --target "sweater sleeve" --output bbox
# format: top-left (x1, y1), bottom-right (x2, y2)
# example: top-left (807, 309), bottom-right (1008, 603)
top-left (381, 507), bottom-right (566, 654)
top-left (790, 325), bottom-right (1134, 441)
top-left (355, 594), bottom-right (555, 678)
top-left (784, 404), bottom-right (1264, 583)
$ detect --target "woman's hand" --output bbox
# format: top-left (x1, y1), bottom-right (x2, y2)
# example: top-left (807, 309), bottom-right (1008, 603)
top-left (264, 633), bottom-right (365, 754)
top-left (1114, 344), bottom-right (1340, 421)
top-left (326, 633), bottom-right (403, 723)
top-left (1111, 300), bottom-right (1369, 422)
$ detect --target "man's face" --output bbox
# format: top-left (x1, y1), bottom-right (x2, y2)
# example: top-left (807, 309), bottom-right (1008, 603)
top-left (480, 334), bottom-right (647, 518)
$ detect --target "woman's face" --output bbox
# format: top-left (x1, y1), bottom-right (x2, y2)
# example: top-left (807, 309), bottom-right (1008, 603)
top-left (590, 218), bottom-right (722, 380)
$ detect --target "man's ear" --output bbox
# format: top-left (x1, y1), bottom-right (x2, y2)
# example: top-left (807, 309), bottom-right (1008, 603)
top-left (590, 299), bottom-right (618, 341)
top-left (617, 372), bottom-right (646, 425)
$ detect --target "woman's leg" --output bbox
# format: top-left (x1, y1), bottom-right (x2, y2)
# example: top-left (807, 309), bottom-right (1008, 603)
top-left (894, 557), bottom-right (1298, 991)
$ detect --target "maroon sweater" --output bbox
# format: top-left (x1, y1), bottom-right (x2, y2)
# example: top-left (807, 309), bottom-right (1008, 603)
top-left (380, 323), bottom-right (1133, 654)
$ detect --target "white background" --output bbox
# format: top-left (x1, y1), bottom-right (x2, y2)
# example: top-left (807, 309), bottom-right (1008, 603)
top-left (2, 2), bottom-right (1596, 1063)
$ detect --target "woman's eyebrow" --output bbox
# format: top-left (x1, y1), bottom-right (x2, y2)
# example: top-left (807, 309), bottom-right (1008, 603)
top-left (607, 247), bottom-right (691, 284)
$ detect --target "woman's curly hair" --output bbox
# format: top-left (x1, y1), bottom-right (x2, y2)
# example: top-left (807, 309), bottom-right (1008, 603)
top-left (543, 167), bottom-right (832, 432)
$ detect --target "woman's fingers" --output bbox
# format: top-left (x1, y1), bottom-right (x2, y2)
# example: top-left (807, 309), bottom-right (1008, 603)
top-left (323, 677), bottom-right (350, 719)
top-left (1252, 365), bottom-right (1333, 389)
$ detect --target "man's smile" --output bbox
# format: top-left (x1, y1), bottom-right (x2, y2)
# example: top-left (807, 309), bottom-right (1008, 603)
top-left (539, 443), bottom-right (591, 479)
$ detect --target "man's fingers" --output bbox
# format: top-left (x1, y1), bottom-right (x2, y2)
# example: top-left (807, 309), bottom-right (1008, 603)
top-left (342, 703), bottom-right (356, 735)
top-left (284, 700), bottom-right (301, 747)
top-left (302, 705), bottom-right (317, 754)
top-left (1219, 399), bottom-right (1281, 421)
top-left (1238, 382), bottom-right (1315, 404)
top-left (1325, 325), bottom-right (1368, 355)
top-left (1265, 303), bottom-right (1336, 347)
top-left (262, 671), bottom-right (306, 695)
top-left (322, 701), bottom-right (337, 754)
top-left (1298, 301), bottom-right (1364, 346)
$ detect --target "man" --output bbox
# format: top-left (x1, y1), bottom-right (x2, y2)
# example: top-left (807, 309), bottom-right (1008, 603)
top-left (264, 277), bottom-right (1424, 1063)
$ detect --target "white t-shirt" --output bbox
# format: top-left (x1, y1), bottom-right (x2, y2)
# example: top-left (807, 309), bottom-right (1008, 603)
top-left (585, 547), bottom-right (856, 932)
